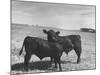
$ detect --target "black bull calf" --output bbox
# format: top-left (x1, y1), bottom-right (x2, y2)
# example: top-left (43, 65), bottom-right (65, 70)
top-left (43, 29), bottom-right (82, 63)
top-left (19, 36), bottom-right (64, 71)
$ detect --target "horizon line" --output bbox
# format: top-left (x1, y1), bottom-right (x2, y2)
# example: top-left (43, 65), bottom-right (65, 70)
top-left (11, 23), bottom-right (95, 30)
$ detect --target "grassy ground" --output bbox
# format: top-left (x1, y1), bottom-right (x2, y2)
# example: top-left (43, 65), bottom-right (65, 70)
top-left (11, 24), bottom-right (96, 74)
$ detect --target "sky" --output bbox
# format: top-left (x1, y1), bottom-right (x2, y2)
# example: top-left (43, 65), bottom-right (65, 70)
top-left (12, 0), bottom-right (95, 30)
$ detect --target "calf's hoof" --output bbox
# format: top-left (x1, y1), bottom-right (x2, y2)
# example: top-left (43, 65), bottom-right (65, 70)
top-left (77, 59), bottom-right (81, 64)
top-left (24, 67), bottom-right (28, 71)
top-left (59, 69), bottom-right (62, 71)
top-left (54, 66), bottom-right (57, 69)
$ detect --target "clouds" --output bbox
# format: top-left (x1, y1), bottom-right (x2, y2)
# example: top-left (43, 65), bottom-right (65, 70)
top-left (12, 0), bottom-right (95, 30)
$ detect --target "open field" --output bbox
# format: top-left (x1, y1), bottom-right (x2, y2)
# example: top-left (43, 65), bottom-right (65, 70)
top-left (11, 24), bottom-right (96, 74)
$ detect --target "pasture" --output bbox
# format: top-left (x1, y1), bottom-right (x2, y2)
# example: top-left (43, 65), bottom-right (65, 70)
top-left (11, 24), bottom-right (96, 74)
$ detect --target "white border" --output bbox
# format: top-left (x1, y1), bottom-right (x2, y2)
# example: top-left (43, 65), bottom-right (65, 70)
top-left (22, 0), bottom-right (96, 5)
top-left (0, 0), bottom-right (99, 75)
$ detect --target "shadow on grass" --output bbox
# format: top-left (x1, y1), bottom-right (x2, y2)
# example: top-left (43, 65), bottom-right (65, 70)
top-left (11, 60), bottom-right (51, 71)
top-left (61, 60), bottom-right (76, 64)
top-left (11, 60), bottom-right (75, 71)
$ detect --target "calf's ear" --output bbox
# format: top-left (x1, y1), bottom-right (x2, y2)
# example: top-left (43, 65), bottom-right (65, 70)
top-left (56, 31), bottom-right (60, 35)
top-left (43, 29), bottom-right (48, 34)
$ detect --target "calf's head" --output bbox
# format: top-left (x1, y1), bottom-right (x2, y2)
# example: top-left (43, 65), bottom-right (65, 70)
top-left (43, 29), bottom-right (60, 42)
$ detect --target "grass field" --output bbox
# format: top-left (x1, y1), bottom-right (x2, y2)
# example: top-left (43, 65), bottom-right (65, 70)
top-left (11, 24), bottom-right (96, 74)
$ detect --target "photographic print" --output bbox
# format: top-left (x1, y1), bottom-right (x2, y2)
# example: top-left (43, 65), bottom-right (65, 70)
top-left (11, 0), bottom-right (96, 74)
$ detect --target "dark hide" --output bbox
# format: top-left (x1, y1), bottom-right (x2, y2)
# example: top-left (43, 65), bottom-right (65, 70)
top-left (19, 36), bottom-right (63, 71)
top-left (43, 29), bottom-right (82, 63)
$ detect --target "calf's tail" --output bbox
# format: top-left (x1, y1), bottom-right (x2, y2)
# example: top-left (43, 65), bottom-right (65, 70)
top-left (19, 41), bottom-right (24, 56)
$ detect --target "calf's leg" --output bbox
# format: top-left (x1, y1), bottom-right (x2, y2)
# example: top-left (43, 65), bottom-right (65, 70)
top-left (74, 45), bottom-right (81, 63)
top-left (57, 57), bottom-right (62, 71)
top-left (50, 57), bottom-right (53, 64)
top-left (24, 54), bottom-right (31, 71)
top-left (73, 40), bottom-right (82, 64)
top-left (54, 58), bottom-right (57, 69)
